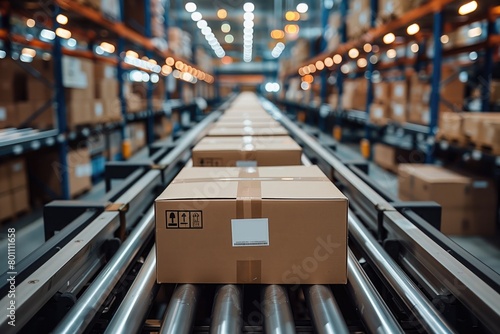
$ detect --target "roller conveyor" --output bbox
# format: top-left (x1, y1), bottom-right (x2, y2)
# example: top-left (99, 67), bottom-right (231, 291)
top-left (2, 95), bottom-right (500, 334)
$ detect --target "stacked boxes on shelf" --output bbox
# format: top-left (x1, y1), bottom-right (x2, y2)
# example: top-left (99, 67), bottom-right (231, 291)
top-left (377, 0), bottom-right (426, 25)
top-left (370, 82), bottom-right (391, 125)
top-left (390, 80), bottom-right (409, 124)
top-left (342, 79), bottom-right (367, 111)
top-left (347, 0), bottom-right (371, 40)
top-left (94, 62), bottom-right (121, 122)
top-left (126, 122), bottom-right (147, 154)
top-left (439, 67), bottom-right (466, 113)
top-left (408, 73), bottom-right (431, 125)
top-left (0, 158), bottom-right (30, 222)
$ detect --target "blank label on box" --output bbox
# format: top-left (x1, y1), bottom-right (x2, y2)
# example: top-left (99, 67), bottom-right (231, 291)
top-left (231, 218), bottom-right (269, 247)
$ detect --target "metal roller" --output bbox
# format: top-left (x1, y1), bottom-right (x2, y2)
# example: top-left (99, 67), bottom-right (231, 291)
top-left (348, 213), bottom-right (454, 334)
top-left (303, 285), bottom-right (349, 334)
top-left (159, 284), bottom-right (201, 334)
top-left (347, 250), bottom-right (404, 334)
top-left (53, 207), bottom-right (155, 334)
top-left (210, 285), bottom-right (243, 334)
top-left (104, 246), bottom-right (158, 334)
top-left (262, 285), bottom-right (296, 334)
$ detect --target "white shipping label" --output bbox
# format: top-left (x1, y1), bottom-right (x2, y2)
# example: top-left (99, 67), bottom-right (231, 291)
top-left (231, 218), bottom-right (269, 247)
top-left (95, 102), bottom-right (104, 116)
top-left (422, 110), bottom-right (430, 123)
top-left (395, 85), bottom-right (404, 97)
top-left (104, 65), bottom-right (116, 79)
top-left (0, 107), bottom-right (6, 121)
top-left (374, 108), bottom-right (383, 118)
top-left (62, 57), bottom-right (88, 88)
top-left (394, 105), bottom-right (403, 116)
top-left (236, 160), bottom-right (257, 167)
top-left (472, 181), bottom-right (488, 189)
top-left (75, 163), bottom-right (92, 177)
top-left (137, 130), bottom-right (144, 140)
top-left (181, 112), bottom-right (190, 127)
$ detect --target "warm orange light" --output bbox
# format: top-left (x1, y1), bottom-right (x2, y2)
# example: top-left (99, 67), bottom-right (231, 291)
top-left (270, 29), bottom-right (285, 39)
top-left (175, 60), bottom-right (184, 70)
top-left (161, 65), bottom-right (172, 75)
top-left (324, 57), bottom-right (333, 67)
top-left (166, 57), bottom-right (175, 66)
top-left (221, 56), bottom-right (233, 64)
top-left (285, 11), bottom-right (300, 21)
top-left (363, 43), bottom-right (372, 53)
top-left (303, 74), bottom-right (314, 83)
top-left (298, 67), bottom-right (305, 76)
top-left (217, 9), bottom-right (227, 19)
top-left (307, 64), bottom-right (316, 73)
top-left (284, 24), bottom-right (299, 34)
top-left (315, 60), bottom-right (325, 70)
top-left (333, 54), bottom-right (342, 64)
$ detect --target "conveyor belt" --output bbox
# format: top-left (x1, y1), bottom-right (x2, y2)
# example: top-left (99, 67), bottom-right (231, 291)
top-left (2, 94), bottom-right (500, 333)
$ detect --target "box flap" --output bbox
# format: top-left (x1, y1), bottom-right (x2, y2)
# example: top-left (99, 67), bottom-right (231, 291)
top-left (193, 136), bottom-right (301, 152)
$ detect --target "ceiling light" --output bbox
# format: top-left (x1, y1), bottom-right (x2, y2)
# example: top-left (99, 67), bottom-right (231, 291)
top-left (175, 60), bottom-right (184, 70)
top-left (217, 9), bottom-right (227, 19)
top-left (324, 57), bottom-right (333, 67)
top-left (22, 47), bottom-right (36, 58)
top-left (410, 43), bottom-right (419, 53)
top-left (127, 50), bottom-right (139, 58)
top-left (407, 23), bottom-right (420, 35)
top-left (315, 60), bottom-right (324, 70)
top-left (308, 64), bottom-right (316, 73)
top-left (161, 65), bottom-right (172, 75)
top-left (383, 32), bottom-right (395, 44)
top-left (99, 42), bottom-right (115, 53)
top-left (185, 2), bottom-right (197, 12)
top-left (201, 27), bottom-right (212, 35)
top-left (55, 27), bottom-right (71, 39)
top-left (363, 43), bottom-right (372, 52)
top-left (468, 26), bottom-right (482, 38)
top-left (244, 12), bottom-right (254, 21)
top-left (297, 3), bottom-right (308, 13)
top-left (0, 50), bottom-right (6, 59)
top-left (221, 23), bottom-right (231, 33)
top-left (40, 29), bottom-right (55, 40)
top-left (340, 64), bottom-right (349, 74)
top-left (191, 12), bottom-right (202, 21)
top-left (386, 48), bottom-right (397, 58)
top-left (459, 1), bottom-right (477, 15)
top-left (370, 55), bottom-right (378, 64)
top-left (26, 18), bottom-right (35, 28)
top-left (56, 14), bottom-right (68, 25)
top-left (348, 48), bottom-right (359, 58)
top-left (197, 20), bottom-right (208, 29)
top-left (440, 35), bottom-right (449, 44)
top-left (357, 58), bottom-right (367, 68)
top-left (298, 68), bottom-right (305, 76)
top-left (271, 29), bottom-right (285, 39)
top-left (244, 27), bottom-right (253, 34)
top-left (333, 54), bottom-right (342, 64)
top-left (303, 66), bottom-right (310, 74)
top-left (244, 20), bottom-right (254, 28)
top-left (67, 38), bottom-right (77, 47)
top-left (243, 2), bottom-right (255, 12)
top-left (276, 42), bottom-right (285, 50)
top-left (300, 81), bottom-right (310, 90)
top-left (303, 74), bottom-right (314, 83)
top-left (285, 11), bottom-right (300, 21)
top-left (284, 24), bottom-right (299, 34)
top-left (225, 34), bottom-right (234, 43)
top-left (469, 51), bottom-right (478, 60)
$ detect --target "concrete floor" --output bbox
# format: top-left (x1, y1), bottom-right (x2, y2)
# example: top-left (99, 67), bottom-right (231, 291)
top-left (1, 131), bottom-right (499, 278)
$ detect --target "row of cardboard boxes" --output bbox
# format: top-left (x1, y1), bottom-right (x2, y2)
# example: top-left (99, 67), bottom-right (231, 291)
top-left (0, 56), bottom-right (200, 130)
top-left (156, 92), bottom-right (349, 285)
top-left (0, 118), bottom-right (171, 222)
top-left (373, 143), bottom-right (498, 236)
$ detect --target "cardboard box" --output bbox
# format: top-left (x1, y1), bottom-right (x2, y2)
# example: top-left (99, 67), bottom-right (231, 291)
top-left (192, 136), bottom-right (302, 167)
top-left (27, 76), bottom-right (52, 101)
top-left (92, 99), bottom-right (105, 123)
top-left (478, 122), bottom-right (500, 151)
top-left (30, 147), bottom-right (92, 201)
top-left (30, 100), bottom-right (55, 129)
top-left (63, 56), bottom-right (95, 101)
top-left (0, 104), bottom-right (18, 128)
top-left (67, 100), bottom-right (93, 127)
top-left (342, 79), bottom-right (367, 110)
top-left (437, 112), bottom-right (463, 141)
top-left (208, 125), bottom-right (289, 137)
top-left (491, 80), bottom-right (500, 104)
top-left (9, 158), bottom-right (27, 189)
top-left (378, 0), bottom-right (425, 21)
top-left (391, 81), bottom-right (408, 103)
top-left (373, 143), bottom-right (423, 173)
top-left (373, 82), bottom-right (391, 103)
top-left (441, 67), bottom-right (465, 105)
top-left (398, 164), bottom-right (497, 235)
top-left (408, 103), bottom-right (430, 125)
top-left (105, 98), bottom-right (122, 122)
top-left (390, 102), bottom-right (407, 123)
top-left (12, 186), bottom-right (29, 214)
top-left (96, 78), bottom-right (119, 100)
top-left (370, 103), bottom-right (390, 125)
top-left (463, 113), bottom-right (500, 143)
top-left (0, 163), bottom-right (9, 193)
top-left (0, 192), bottom-right (13, 221)
top-left (155, 165), bottom-right (348, 284)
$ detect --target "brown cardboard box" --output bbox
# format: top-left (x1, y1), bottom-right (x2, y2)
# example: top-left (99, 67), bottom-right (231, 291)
top-left (0, 163), bottom-right (9, 193)
top-left (91, 99), bottom-right (105, 123)
top-left (27, 77), bottom-right (52, 101)
top-left (409, 80), bottom-right (431, 105)
top-left (462, 113), bottom-right (500, 143)
top-left (408, 104), bottom-right (430, 125)
top-left (30, 147), bottom-right (92, 201)
top-left (373, 143), bottom-right (423, 173)
top-left (441, 67), bottom-right (465, 105)
top-left (63, 57), bottom-right (95, 101)
top-left (391, 81), bottom-right (408, 103)
top-left (373, 82), bottom-right (391, 103)
top-left (67, 100), bottom-right (93, 127)
top-left (96, 78), bottom-right (119, 100)
top-left (477, 122), bottom-right (500, 153)
top-left (0, 192), bottom-right (13, 221)
top-left (30, 100), bottom-right (55, 129)
top-left (342, 80), bottom-right (367, 110)
top-left (398, 164), bottom-right (497, 235)
top-left (105, 98), bottom-right (122, 122)
top-left (0, 58), bottom-right (24, 103)
top-left (491, 80), bottom-right (500, 104)
top-left (378, 0), bottom-right (425, 21)
top-left (155, 165), bottom-right (348, 284)
top-left (208, 125), bottom-right (289, 137)
top-left (437, 112), bottom-right (463, 141)
top-left (154, 117), bottom-right (172, 139)
top-left (0, 104), bottom-right (18, 128)
top-left (12, 186), bottom-right (29, 214)
top-left (370, 103), bottom-right (390, 125)
top-left (9, 158), bottom-right (27, 189)
top-left (127, 122), bottom-right (146, 153)
top-left (390, 102), bottom-right (407, 123)
top-left (192, 136), bottom-right (302, 167)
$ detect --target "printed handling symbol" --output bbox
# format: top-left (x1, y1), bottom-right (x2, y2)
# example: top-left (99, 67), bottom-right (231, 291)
top-left (166, 211), bottom-right (178, 228)
top-left (179, 211), bottom-right (190, 228)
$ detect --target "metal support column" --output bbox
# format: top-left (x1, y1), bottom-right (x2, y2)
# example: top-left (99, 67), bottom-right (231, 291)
top-left (364, 0), bottom-right (378, 142)
top-left (427, 10), bottom-right (444, 163)
top-left (144, 0), bottom-right (154, 145)
top-left (320, 0), bottom-right (329, 105)
top-left (53, 4), bottom-right (70, 199)
top-left (481, 18), bottom-right (495, 111)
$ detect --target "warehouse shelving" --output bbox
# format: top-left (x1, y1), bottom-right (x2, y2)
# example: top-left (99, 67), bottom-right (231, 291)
top-left (279, 0), bottom-right (500, 165)
top-left (0, 1), bottom-right (217, 200)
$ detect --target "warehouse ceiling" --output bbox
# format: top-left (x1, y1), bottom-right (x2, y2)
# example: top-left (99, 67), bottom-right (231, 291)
top-left (171, 0), bottom-right (325, 66)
